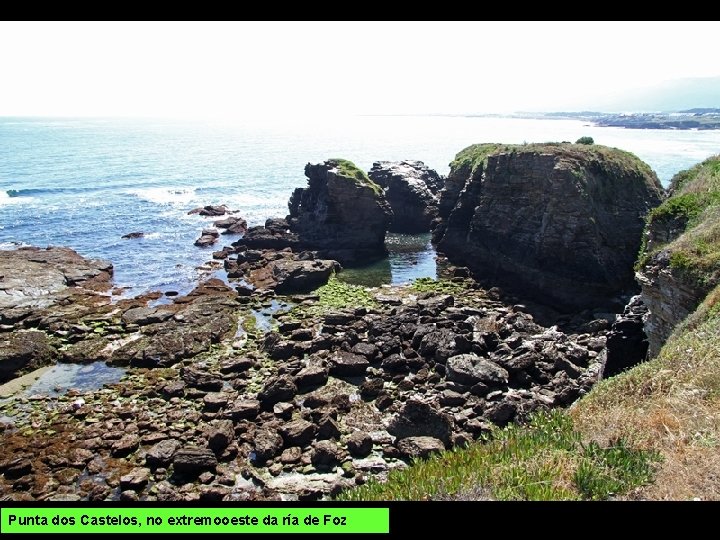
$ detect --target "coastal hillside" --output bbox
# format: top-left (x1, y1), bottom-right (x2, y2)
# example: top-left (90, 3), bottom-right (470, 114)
top-left (636, 155), bottom-right (720, 356)
top-left (342, 156), bottom-right (720, 501)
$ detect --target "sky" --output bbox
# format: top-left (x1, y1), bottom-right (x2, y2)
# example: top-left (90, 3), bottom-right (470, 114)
top-left (0, 21), bottom-right (718, 119)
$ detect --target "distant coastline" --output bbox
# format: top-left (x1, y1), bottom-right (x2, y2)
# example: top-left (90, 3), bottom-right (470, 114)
top-left (366, 109), bottom-right (720, 130)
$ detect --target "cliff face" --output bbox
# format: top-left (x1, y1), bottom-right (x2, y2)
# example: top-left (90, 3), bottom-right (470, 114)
top-left (287, 159), bottom-right (392, 265)
top-left (434, 143), bottom-right (664, 311)
top-left (636, 155), bottom-right (720, 356)
top-left (368, 160), bottom-right (443, 233)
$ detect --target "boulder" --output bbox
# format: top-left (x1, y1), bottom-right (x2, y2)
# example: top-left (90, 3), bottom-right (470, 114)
top-left (387, 399), bottom-right (453, 446)
top-left (368, 160), bottom-right (443, 232)
top-left (270, 259), bottom-right (339, 294)
top-left (446, 354), bottom-right (509, 386)
top-left (396, 436), bottom-right (445, 459)
top-left (346, 431), bottom-right (373, 458)
top-left (328, 351), bottom-right (369, 377)
top-left (434, 143), bottom-right (664, 310)
top-left (253, 429), bottom-right (283, 463)
top-left (258, 375), bottom-right (297, 407)
top-left (280, 419), bottom-right (316, 448)
top-left (145, 439), bottom-right (180, 468)
top-left (173, 447), bottom-right (218, 474)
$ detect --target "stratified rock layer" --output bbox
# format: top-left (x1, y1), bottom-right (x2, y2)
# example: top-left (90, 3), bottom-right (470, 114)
top-left (434, 143), bottom-right (664, 311)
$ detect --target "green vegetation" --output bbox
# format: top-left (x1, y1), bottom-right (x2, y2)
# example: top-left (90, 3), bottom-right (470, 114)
top-left (575, 136), bottom-right (594, 145)
top-left (328, 158), bottom-right (384, 196)
top-left (571, 286), bottom-right (720, 499)
top-left (450, 143), bottom-right (505, 176)
top-left (449, 142), bottom-right (656, 183)
top-left (638, 155), bottom-right (720, 290)
top-left (409, 277), bottom-right (468, 295)
top-left (305, 274), bottom-right (378, 315)
top-left (337, 410), bottom-right (658, 501)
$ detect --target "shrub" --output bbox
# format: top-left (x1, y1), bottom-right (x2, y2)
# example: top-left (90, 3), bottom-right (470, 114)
top-left (576, 136), bottom-right (594, 145)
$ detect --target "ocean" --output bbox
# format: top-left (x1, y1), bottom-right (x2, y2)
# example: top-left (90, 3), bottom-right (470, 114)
top-left (2, 115), bottom-right (719, 297)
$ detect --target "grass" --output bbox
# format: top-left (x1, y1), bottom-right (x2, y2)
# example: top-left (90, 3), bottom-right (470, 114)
top-left (449, 142), bottom-right (658, 187)
top-left (638, 156), bottom-right (720, 290)
top-left (328, 158), bottom-right (384, 196)
top-left (337, 410), bottom-right (659, 501)
top-left (570, 286), bottom-right (720, 499)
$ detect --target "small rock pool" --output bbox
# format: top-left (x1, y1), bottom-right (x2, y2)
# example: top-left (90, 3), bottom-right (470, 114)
top-left (337, 233), bottom-right (440, 287)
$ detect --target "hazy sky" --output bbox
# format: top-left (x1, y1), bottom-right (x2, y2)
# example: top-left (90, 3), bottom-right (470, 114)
top-left (1, 21), bottom-right (718, 118)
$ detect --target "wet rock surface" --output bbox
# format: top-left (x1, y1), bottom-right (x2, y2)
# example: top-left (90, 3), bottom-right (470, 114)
top-left (0, 244), bottom-right (610, 501)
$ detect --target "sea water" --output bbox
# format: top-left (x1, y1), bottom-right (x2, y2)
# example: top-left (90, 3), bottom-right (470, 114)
top-left (2, 115), bottom-right (719, 296)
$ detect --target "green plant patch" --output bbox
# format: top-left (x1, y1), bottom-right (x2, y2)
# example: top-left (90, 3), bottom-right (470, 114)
top-left (337, 410), bottom-right (658, 501)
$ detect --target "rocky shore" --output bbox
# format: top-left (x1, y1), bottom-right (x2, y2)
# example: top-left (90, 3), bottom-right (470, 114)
top-left (0, 144), bottom-right (671, 501)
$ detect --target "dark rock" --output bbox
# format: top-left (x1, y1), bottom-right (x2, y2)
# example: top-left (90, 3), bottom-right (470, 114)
top-left (286, 159), bottom-right (392, 265)
top-left (602, 295), bottom-right (650, 377)
top-left (203, 393), bottom-right (230, 411)
top-left (194, 230), bottom-right (219, 247)
top-left (280, 447), bottom-right (302, 464)
top-left (253, 429), bottom-right (283, 463)
top-left (225, 399), bottom-right (260, 420)
top-left (173, 447), bottom-right (218, 474)
top-left (387, 399), bottom-right (454, 445)
top-left (214, 216), bottom-right (248, 232)
top-left (381, 354), bottom-right (409, 373)
top-left (270, 259), bottom-right (338, 294)
top-left (352, 342), bottom-right (379, 359)
top-left (294, 364), bottom-right (329, 390)
top-left (121, 231), bottom-right (144, 239)
top-left (146, 439), bottom-right (180, 468)
top-left (273, 402), bottom-right (294, 420)
top-left (446, 354), bottom-right (509, 386)
top-left (160, 381), bottom-right (185, 399)
top-left (434, 143), bottom-right (664, 310)
top-left (120, 468), bottom-right (150, 491)
top-left (258, 375), bottom-right (297, 408)
top-left (311, 440), bottom-right (342, 468)
top-left (439, 389), bottom-right (466, 407)
top-left (347, 431), bottom-right (373, 457)
top-left (188, 205), bottom-right (227, 217)
top-left (122, 306), bottom-right (174, 326)
top-left (3, 459), bottom-right (32, 479)
top-left (181, 366), bottom-right (224, 391)
top-left (328, 351), bottom-right (369, 377)
top-left (207, 420), bottom-right (235, 453)
top-left (484, 400), bottom-right (517, 427)
top-left (396, 436), bottom-right (445, 459)
top-left (360, 378), bottom-right (384, 399)
top-left (0, 330), bottom-right (57, 383)
top-left (219, 357), bottom-right (254, 374)
top-left (368, 160), bottom-right (443, 233)
top-left (316, 415), bottom-right (341, 441)
top-left (280, 419), bottom-right (316, 447)
top-left (111, 434), bottom-right (140, 457)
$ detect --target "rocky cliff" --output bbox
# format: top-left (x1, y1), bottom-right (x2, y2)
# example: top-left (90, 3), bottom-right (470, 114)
top-left (368, 160), bottom-right (443, 233)
top-left (434, 143), bottom-right (664, 311)
top-left (243, 159), bottom-right (391, 266)
top-left (636, 155), bottom-right (720, 356)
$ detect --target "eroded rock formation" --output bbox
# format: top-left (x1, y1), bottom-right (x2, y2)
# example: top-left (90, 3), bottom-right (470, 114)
top-left (434, 143), bottom-right (664, 311)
